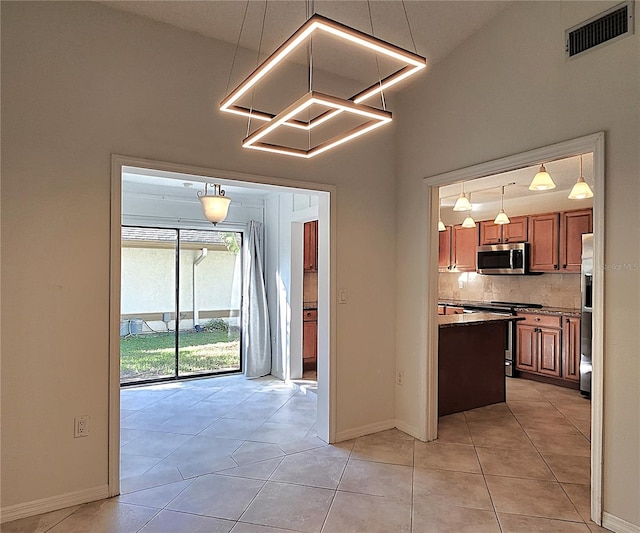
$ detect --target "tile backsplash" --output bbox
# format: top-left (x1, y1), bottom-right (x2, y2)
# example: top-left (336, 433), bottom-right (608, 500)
top-left (439, 272), bottom-right (581, 309)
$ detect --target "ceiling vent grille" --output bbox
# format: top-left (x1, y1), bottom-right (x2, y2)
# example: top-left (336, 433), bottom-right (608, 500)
top-left (566, 1), bottom-right (634, 57)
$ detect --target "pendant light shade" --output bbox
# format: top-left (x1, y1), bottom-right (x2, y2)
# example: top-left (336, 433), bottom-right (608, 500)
top-left (494, 185), bottom-right (511, 225)
top-left (529, 164), bottom-right (556, 190)
top-left (568, 156), bottom-right (594, 199)
top-left (462, 214), bottom-right (476, 228)
top-left (438, 197), bottom-right (446, 231)
top-left (198, 184), bottom-right (231, 225)
top-left (453, 184), bottom-right (472, 211)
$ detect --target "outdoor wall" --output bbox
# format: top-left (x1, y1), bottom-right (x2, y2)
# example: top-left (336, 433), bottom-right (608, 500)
top-left (1, 1), bottom-right (397, 517)
top-left (394, 1), bottom-right (639, 528)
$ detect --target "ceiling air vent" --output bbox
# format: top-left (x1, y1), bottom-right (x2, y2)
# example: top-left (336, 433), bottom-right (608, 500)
top-left (566, 1), bottom-right (634, 57)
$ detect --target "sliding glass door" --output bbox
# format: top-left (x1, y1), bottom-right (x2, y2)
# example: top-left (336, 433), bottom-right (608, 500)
top-left (120, 226), bottom-right (242, 385)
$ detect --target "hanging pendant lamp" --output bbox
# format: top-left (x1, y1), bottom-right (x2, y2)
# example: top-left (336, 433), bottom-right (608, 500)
top-left (529, 164), bottom-right (556, 190)
top-left (453, 184), bottom-right (472, 211)
top-left (438, 197), bottom-right (446, 231)
top-left (494, 185), bottom-right (511, 225)
top-left (568, 155), bottom-right (594, 200)
top-left (461, 193), bottom-right (476, 228)
top-left (198, 184), bottom-right (231, 225)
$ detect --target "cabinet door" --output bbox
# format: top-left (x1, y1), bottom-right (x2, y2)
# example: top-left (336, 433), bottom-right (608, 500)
top-left (479, 222), bottom-right (502, 245)
top-left (516, 324), bottom-right (538, 372)
top-left (303, 320), bottom-right (317, 367)
top-left (453, 225), bottom-right (478, 272)
top-left (538, 327), bottom-right (562, 377)
top-left (502, 216), bottom-right (528, 243)
top-left (439, 226), bottom-right (452, 271)
top-left (530, 213), bottom-right (560, 272)
top-left (303, 221), bottom-right (318, 272)
top-left (445, 306), bottom-right (465, 315)
top-left (562, 317), bottom-right (581, 381)
top-left (561, 209), bottom-right (592, 272)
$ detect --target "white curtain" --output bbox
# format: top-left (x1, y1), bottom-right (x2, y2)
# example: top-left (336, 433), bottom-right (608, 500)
top-left (242, 220), bottom-right (272, 378)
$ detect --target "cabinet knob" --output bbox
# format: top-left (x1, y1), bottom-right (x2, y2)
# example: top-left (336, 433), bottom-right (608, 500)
top-left (535, 317), bottom-right (540, 321)
top-left (498, 238), bottom-right (502, 243)
top-left (554, 264), bottom-right (559, 269)
top-left (505, 238), bottom-right (509, 242)
top-left (562, 264), bottom-right (567, 269)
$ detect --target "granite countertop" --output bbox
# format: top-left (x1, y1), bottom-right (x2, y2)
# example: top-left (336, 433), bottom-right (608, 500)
top-left (439, 312), bottom-right (525, 328)
top-left (438, 299), bottom-right (580, 318)
top-left (303, 303), bottom-right (318, 310)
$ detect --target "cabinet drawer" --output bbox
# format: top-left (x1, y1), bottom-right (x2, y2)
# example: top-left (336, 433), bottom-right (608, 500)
top-left (303, 309), bottom-right (317, 321)
top-left (516, 313), bottom-right (561, 328)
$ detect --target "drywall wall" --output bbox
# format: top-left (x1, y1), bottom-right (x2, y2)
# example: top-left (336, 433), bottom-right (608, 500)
top-left (0, 1), bottom-right (397, 513)
top-left (394, 0), bottom-right (639, 527)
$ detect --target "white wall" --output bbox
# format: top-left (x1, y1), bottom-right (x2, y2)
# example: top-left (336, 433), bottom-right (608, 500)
top-left (394, 1), bottom-right (639, 527)
top-left (1, 2), bottom-right (397, 514)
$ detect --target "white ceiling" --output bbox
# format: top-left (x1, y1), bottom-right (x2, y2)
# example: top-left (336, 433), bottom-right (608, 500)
top-left (101, 1), bottom-right (509, 87)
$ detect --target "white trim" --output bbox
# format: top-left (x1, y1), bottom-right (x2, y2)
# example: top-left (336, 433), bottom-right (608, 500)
top-left (335, 419), bottom-right (396, 442)
top-left (422, 132), bottom-right (605, 522)
top-left (395, 419), bottom-right (421, 438)
top-left (0, 485), bottom-right (109, 523)
top-left (603, 512), bottom-right (640, 533)
top-left (110, 155), bottom-right (337, 494)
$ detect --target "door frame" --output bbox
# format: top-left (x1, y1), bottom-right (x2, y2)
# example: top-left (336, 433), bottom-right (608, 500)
top-left (109, 155), bottom-right (337, 496)
top-left (422, 132), bottom-right (605, 524)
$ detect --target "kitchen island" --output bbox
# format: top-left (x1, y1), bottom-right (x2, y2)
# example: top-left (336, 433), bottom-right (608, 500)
top-left (438, 312), bottom-right (524, 416)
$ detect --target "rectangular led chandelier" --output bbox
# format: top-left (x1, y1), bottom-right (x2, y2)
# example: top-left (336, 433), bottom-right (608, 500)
top-left (220, 13), bottom-right (427, 134)
top-left (242, 91), bottom-right (392, 158)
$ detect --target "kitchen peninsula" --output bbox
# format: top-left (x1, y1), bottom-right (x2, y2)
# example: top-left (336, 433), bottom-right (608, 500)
top-left (438, 312), bottom-right (524, 416)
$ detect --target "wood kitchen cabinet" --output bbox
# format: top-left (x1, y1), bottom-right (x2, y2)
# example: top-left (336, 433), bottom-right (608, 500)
top-left (479, 216), bottom-right (528, 245)
top-left (562, 316), bottom-right (581, 381)
top-left (515, 313), bottom-right (562, 378)
top-left (529, 213), bottom-right (560, 272)
top-left (560, 209), bottom-right (592, 272)
top-left (303, 221), bottom-right (318, 273)
top-left (303, 309), bottom-right (317, 370)
top-left (439, 226), bottom-right (452, 271)
top-left (452, 224), bottom-right (478, 272)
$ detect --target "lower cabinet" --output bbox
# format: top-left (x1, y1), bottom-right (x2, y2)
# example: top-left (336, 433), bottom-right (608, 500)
top-left (303, 309), bottom-right (317, 371)
top-left (516, 313), bottom-right (573, 381)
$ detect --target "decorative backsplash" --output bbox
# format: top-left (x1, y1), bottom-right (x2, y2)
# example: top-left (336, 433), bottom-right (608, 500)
top-left (439, 272), bottom-right (581, 309)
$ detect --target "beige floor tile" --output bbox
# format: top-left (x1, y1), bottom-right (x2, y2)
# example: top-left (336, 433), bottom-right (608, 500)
top-left (120, 453), bottom-right (163, 479)
top-left (139, 509), bottom-right (234, 533)
top-left (232, 441), bottom-right (286, 465)
top-left (218, 457), bottom-right (284, 481)
top-left (498, 513), bottom-right (591, 532)
top-left (467, 421), bottom-right (535, 451)
top-left (437, 413), bottom-right (473, 445)
top-left (561, 482), bottom-right (592, 523)
top-left (167, 474), bottom-right (264, 520)
top-left (525, 429), bottom-right (591, 457)
top-left (542, 453), bottom-right (591, 485)
top-left (231, 523), bottom-right (302, 532)
top-left (277, 436), bottom-right (326, 455)
top-left (174, 455), bottom-right (239, 479)
top-left (338, 459), bottom-right (413, 500)
top-left (154, 414), bottom-right (220, 435)
top-left (1, 505), bottom-right (81, 533)
top-left (572, 418), bottom-right (591, 441)
top-left (350, 430), bottom-right (414, 466)
top-left (476, 447), bottom-right (554, 480)
top-left (323, 491), bottom-right (411, 533)
top-left (269, 452), bottom-right (347, 489)
top-left (587, 522), bottom-right (614, 533)
top-left (116, 479), bottom-right (192, 508)
top-left (463, 403), bottom-right (514, 423)
top-left (414, 441), bottom-right (481, 473)
top-left (305, 440), bottom-right (354, 460)
top-left (249, 421), bottom-right (311, 444)
top-left (555, 401), bottom-right (592, 422)
top-left (413, 502), bottom-right (501, 532)
top-left (48, 500), bottom-right (158, 533)
top-left (485, 475), bottom-right (582, 521)
top-left (168, 435), bottom-right (244, 463)
top-left (506, 386), bottom-right (551, 402)
top-left (240, 481), bottom-right (334, 533)
top-left (200, 418), bottom-right (265, 440)
top-left (413, 468), bottom-right (493, 510)
top-left (120, 430), bottom-right (193, 459)
top-left (120, 462), bottom-right (184, 494)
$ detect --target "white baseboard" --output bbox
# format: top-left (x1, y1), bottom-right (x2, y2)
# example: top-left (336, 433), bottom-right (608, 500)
top-left (603, 512), bottom-right (640, 533)
top-left (0, 485), bottom-right (109, 524)
top-left (335, 419), bottom-right (395, 442)
top-left (394, 419), bottom-right (421, 440)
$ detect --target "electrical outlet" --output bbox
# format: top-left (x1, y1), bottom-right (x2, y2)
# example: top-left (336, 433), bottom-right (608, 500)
top-left (397, 371), bottom-right (404, 385)
top-left (74, 416), bottom-right (89, 438)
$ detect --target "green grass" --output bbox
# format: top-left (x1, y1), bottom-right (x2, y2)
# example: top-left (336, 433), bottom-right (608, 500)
top-left (120, 330), bottom-right (240, 383)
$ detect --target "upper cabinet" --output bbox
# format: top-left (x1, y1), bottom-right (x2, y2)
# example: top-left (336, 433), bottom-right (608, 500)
top-left (560, 209), bottom-right (593, 272)
top-left (530, 209), bottom-right (592, 272)
top-left (303, 220), bottom-right (318, 273)
top-left (479, 216), bottom-right (528, 245)
top-left (439, 226), bottom-right (452, 271)
top-left (452, 224), bottom-right (478, 272)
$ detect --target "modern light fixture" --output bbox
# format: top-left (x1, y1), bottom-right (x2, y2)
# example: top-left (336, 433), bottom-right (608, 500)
top-left (198, 184), bottom-right (231, 225)
top-left (568, 155), bottom-right (594, 199)
top-left (453, 184), bottom-right (473, 212)
top-left (529, 164), bottom-right (556, 190)
top-left (221, 11), bottom-right (426, 158)
top-left (494, 185), bottom-right (511, 225)
top-left (438, 197), bottom-right (446, 231)
top-left (461, 193), bottom-right (476, 228)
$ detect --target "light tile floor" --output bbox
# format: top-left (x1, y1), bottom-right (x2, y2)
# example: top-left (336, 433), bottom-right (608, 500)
top-left (4, 375), bottom-right (609, 533)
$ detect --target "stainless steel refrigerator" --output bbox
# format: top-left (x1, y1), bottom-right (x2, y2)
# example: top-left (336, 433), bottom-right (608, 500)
top-left (580, 233), bottom-right (593, 397)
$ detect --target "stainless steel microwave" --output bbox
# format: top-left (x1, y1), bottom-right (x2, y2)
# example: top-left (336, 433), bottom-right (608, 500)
top-left (477, 243), bottom-right (529, 275)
